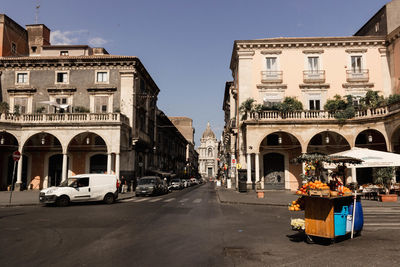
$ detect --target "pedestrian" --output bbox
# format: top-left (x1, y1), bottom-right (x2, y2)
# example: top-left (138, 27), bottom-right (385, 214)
top-left (120, 176), bottom-right (126, 193)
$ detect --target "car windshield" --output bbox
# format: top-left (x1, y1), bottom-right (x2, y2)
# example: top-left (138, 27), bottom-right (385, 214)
top-left (139, 178), bottom-right (155, 185)
top-left (59, 178), bottom-right (78, 187)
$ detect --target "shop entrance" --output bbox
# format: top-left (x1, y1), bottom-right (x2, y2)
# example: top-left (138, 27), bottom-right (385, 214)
top-left (263, 153), bottom-right (285, 190)
top-left (90, 154), bottom-right (107, 173)
top-left (48, 154), bottom-right (63, 187)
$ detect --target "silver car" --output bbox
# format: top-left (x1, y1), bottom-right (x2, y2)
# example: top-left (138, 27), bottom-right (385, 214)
top-left (135, 176), bottom-right (163, 196)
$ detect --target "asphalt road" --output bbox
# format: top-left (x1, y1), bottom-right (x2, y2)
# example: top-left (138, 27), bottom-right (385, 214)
top-left (1, 183), bottom-right (400, 267)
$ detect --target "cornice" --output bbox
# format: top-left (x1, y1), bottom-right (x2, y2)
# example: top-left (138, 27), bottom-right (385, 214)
top-left (342, 83), bottom-right (374, 89)
top-left (299, 83), bottom-right (330, 89)
top-left (257, 84), bottom-right (287, 90)
top-left (235, 36), bottom-right (386, 51)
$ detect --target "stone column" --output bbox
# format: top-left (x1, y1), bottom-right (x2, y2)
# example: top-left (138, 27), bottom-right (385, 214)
top-left (115, 153), bottom-right (120, 178)
top-left (107, 153), bottom-right (112, 174)
top-left (255, 153), bottom-right (260, 182)
top-left (62, 153), bottom-right (68, 182)
top-left (351, 167), bottom-right (357, 184)
top-left (246, 153), bottom-right (252, 183)
top-left (15, 155), bottom-right (23, 190)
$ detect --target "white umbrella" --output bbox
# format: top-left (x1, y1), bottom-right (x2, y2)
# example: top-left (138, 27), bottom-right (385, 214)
top-left (330, 147), bottom-right (400, 168)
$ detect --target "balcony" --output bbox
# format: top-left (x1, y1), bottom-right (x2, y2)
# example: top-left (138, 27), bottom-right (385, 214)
top-left (346, 69), bottom-right (369, 82)
top-left (0, 112), bottom-right (130, 126)
top-left (303, 70), bottom-right (325, 83)
top-left (261, 71), bottom-right (283, 83)
top-left (247, 106), bottom-right (390, 122)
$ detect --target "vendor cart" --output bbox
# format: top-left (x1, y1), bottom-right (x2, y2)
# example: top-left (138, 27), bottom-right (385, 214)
top-left (303, 194), bottom-right (363, 243)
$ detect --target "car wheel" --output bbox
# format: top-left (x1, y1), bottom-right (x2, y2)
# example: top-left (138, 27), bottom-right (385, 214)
top-left (103, 193), bottom-right (115, 204)
top-left (56, 195), bottom-right (69, 207)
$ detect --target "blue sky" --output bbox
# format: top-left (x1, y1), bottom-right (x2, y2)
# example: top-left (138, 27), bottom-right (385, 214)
top-left (1, 0), bottom-right (389, 145)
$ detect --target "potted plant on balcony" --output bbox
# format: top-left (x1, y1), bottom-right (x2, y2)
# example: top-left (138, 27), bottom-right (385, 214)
top-left (373, 167), bottom-right (398, 202)
top-left (239, 98), bottom-right (255, 120)
top-left (0, 101), bottom-right (9, 114)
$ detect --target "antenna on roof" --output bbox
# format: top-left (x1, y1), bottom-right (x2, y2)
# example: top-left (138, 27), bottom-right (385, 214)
top-left (35, 0), bottom-right (40, 24)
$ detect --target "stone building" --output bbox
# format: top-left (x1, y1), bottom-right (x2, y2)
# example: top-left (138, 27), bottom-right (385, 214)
top-left (223, 0), bottom-right (400, 191)
top-left (169, 116), bottom-right (199, 178)
top-left (197, 123), bottom-right (218, 178)
top-left (0, 14), bottom-right (163, 190)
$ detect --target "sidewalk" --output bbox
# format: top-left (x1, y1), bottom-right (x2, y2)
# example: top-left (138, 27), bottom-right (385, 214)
top-left (216, 186), bottom-right (400, 208)
top-left (0, 190), bottom-right (135, 207)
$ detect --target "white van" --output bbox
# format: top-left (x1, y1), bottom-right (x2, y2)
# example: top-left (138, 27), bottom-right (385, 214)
top-left (39, 174), bottom-right (119, 207)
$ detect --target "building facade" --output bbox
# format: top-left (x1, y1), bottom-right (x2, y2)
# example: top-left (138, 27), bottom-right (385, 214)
top-left (223, 0), bottom-right (400, 191)
top-left (198, 123), bottom-right (218, 178)
top-left (0, 14), bottom-right (189, 190)
top-left (169, 116), bottom-right (199, 178)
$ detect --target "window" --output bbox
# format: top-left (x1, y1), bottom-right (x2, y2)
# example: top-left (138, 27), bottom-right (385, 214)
top-left (309, 100), bottom-right (321, 110)
top-left (266, 57), bottom-right (277, 71)
top-left (16, 73), bottom-right (28, 84)
top-left (31, 46), bottom-right (37, 53)
top-left (94, 96), bottom-right (108, 113)
top-left (351, 56), bottom-right (362, 73)
top-left (14, 97), bottom-right (28, 114)
top-left (56, 72), bottom-right (68, 83)
top-left (11, 42), bottom-right (16, 54)
top-left (263, 94), bottom-right (282, 108)
top-left (60, 51), bottom-right (69, 56)
top-left (375, 22), bottom-right (380, 32)
top-left (77, 178), bottom-right (89, 187)
top-left (308, 57), bottom-right (319, 72)
top-left (56, 97), bottom-right (70, 112)
top-left (140, 78), bottom-right (146, 93)
top-left (96, 71), bottom-right (108, 83)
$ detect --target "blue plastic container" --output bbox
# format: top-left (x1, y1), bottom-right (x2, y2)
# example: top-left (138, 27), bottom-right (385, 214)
top-left (349, 200), bottom-right (364, 232)
top-left (334, 206), bottom-right (348, 236)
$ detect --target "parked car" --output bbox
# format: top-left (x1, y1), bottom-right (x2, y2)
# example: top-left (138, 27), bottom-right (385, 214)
top-left (190, 177), bottom-right (199, 185)
top-left (181, 179), bottom-right (189, 188)
top-left (39, 174), bottom-right (119, 207)
top-left (135, 176), bottom-right (163, 196)
top-left (170, 178), bottom-right (183, 190)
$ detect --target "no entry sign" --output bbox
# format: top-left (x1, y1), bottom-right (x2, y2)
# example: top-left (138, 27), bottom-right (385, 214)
top-left (12, 151), bottom-right (21, 161)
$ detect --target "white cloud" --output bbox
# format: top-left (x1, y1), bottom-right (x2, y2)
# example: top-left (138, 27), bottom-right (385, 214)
top-left (88, 37), bottom-right (108, 47)
top-left (50, 30), bottom-right (108, 47)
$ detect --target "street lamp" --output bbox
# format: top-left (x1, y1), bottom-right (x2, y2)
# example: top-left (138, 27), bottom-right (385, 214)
top-left (0, 136), bottom-right (4, 145)
top-left (41, 136), bottom-right (45, 145)
top-left (325, 135), bottom-right (330, 144)
top-left (86, 137), bottom-right (90, 144)
top-left (368, 134), bottom-right (373, 143)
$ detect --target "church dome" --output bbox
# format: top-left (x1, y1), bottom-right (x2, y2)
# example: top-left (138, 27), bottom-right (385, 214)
top-left (202, 122), bottom-right (215, 139)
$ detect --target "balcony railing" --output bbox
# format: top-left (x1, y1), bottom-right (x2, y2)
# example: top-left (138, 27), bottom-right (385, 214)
top-left (0, 112), bottom-right (130, 125)
top-left (303, 70), bottom-right (325, 83)
top-left (346, 69), bottom-right (369, 82)
top-left (261, 71), bottom-right (283, 83)
top-left (248, 106), bottom-right (390, 121)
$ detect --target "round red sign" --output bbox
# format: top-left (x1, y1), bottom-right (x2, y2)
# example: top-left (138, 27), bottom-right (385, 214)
top-left (13, 151), bottom-right (21, 161)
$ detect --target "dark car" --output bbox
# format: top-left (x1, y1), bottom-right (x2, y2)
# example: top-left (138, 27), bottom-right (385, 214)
top-left (135, 176), bottom-right (163, 196)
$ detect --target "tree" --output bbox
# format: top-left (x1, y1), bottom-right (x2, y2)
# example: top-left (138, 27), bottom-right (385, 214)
top-left (277, 97), bottom-right (303, 112)
top-left (373, 167), bottom-right (395, 194)
top-left (239, 98), bottom-right (255, 119)
top-left (0, 102), bottom-right (9, 113)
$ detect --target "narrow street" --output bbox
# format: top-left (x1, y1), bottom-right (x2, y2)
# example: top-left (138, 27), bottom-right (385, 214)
top-left (1, 183), bottom-right (400, 266)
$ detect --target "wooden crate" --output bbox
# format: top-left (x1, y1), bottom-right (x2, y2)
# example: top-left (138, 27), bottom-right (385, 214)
top-left (309, 189), bottom-right (330, 197)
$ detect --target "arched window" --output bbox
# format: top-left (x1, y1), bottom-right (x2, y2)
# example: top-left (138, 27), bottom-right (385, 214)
top-left (208, 148), bottom-right (213, 157)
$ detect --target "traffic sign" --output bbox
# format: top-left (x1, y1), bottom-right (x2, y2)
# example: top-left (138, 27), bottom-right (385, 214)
top-left (12, 151), bottom-right (21, 161)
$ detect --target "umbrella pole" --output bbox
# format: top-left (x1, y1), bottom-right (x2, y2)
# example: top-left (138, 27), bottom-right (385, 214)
top-left (351, 190), bottom-right (357, 239)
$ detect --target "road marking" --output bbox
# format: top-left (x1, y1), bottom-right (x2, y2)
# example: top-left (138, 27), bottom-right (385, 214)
top-left (149, 198), bottom-right (162, 202)
top-left (120, 198), bottom-right (136, 202)
top-left (193, 198), bottom-right (202, 203)
top-left (133, 198), bottom-right (148, 202)
top-left (163, 198), bottom-right (175, 202)
top-left (179, 198), bottom-right (189, 203)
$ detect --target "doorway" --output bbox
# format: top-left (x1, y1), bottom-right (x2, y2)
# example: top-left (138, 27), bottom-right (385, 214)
top-left (90, 154), bottom-right (107, 173)
top-left (48, 154), bottom-right (63, 187)
top-left (263, 153), bottom-right (285, 190)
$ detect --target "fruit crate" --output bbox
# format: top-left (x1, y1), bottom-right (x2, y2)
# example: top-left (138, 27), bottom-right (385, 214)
top-left (309, 189), bottom-right (330, 197)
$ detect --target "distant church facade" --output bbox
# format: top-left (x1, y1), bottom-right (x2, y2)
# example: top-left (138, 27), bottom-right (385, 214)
top-left (197, 123), bottom-right (219, 178)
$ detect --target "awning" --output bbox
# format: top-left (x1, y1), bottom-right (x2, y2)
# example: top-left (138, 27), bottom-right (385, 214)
top-left (330, 147), bottom-right (400, 168)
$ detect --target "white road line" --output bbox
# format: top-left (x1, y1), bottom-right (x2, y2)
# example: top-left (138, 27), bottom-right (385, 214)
top-left (149, 198), bottom-right (162, 203)
top-left (179, 198), bottom-right (189, 203)
top-left (193, 198), bottom-right (202, 203)
top-left (120, 198), bottom-right (136, 202)
top-left (163, 198), bottom-right (175, 202)
top-left (364, 223), bottom-right (400, 226)
top-left (133, 198), bottom-right (148, 202)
